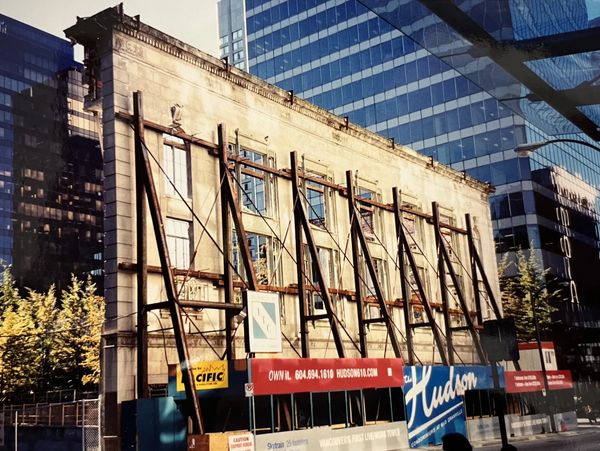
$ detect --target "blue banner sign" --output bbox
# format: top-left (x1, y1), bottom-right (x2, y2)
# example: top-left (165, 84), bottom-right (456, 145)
top-left (403, 365), bottom-right (500, 448)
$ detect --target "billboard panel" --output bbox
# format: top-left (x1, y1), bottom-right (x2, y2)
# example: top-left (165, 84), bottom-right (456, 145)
top-left (250, 358), bottom-right (404, 395)
top-left (403, 365), bottom-right (499, 448)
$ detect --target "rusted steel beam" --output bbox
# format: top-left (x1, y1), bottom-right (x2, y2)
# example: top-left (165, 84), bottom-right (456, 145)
top-left (346, 172), bottom-right (368, 358)
top-left (218, 124), bottom-right (236, 360)
top-left (465, 214), bottom-right (483, 326)
top-left (347, 171), bottom-right (402, 359)
top-left (291, 151), bottom-right (345, 358)
top-left (432, 201), bottom-right (454, 365)
top-left (291, 152), bottom-right (310, 358)
top-left (437, 228), bottom-right (486, 363)
top-left (393, 188), bottom-right (415, 365)
top-left (133, 91), bottom-right (204, 434)
top-left (133, 92), bottom-right (149, 399)
top-left (146, 300), bottom-right (244, 311)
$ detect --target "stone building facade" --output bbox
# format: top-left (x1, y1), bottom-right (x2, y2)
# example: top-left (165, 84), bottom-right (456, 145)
top-left (66, 6), bottom-right (500, 448)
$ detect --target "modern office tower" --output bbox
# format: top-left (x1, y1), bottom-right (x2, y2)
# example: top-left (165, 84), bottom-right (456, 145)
top-left (0, 15), bottom-right (103, 292)
top-left (218, 1), bottom-right (600, 377)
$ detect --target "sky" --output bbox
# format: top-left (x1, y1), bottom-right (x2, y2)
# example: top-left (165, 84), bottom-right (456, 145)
top-left (2, 0), bottom-right (219, 60)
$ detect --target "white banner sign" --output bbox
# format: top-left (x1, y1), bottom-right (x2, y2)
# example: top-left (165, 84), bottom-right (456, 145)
top-left (245, 291), bottom-right (282, 353)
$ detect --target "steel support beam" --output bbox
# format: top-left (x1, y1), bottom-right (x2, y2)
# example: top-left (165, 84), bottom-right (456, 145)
top-left (346, 171), bottom-right (401, 359)
top-left (435, 209), bottom-right (485, 363)
top-left (218, 124), bottom-right (258, 356)
top-left (218, 124), bottom-right (236, 360)
top-left (133, 91), bottom-right (204, 434)
top-left (290, 151), bottom-right (345, 358)
top-left (432, 202), bottom-right (454, 364)
top-left (465, 214), bottom-right (483, 326)
top-left (133, 92), bottom-right (149, 399)
top-left (392, 188), bottom-right (415, 365)
top-left (394, 191), bottom-right (447, 365)
top-left (291, 153), bottom-right (310, 358)
top-left (346, 172), bottom-right (368, 358)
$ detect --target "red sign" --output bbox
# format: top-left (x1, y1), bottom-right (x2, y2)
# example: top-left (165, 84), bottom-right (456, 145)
top-left (249, 358), bottom-right (404, 395)
top-left (505, 370), bottom-right (573, 393)
top-left (547, 370), bottom-right (573, 390)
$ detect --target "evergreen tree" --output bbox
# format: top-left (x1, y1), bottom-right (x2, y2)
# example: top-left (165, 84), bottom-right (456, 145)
top-left (499, 249), bottom-right (561, 342)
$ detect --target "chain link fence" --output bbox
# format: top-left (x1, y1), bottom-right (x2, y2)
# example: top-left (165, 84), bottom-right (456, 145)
top-left (2, 398), bottom-right (100, 450)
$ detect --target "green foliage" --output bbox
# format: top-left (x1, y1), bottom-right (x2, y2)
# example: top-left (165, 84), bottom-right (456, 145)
top-left (499, 249), bottom-right (561, 342)
top-left (0, 270), bottom-right (104, 394)
top-left (0, 266), bottom-right (20, 318)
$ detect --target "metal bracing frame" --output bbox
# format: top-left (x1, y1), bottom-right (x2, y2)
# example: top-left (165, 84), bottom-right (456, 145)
top-left (347, 174), bottom-right (368, 358)
top-left (128, 99), bottom-right (506, 401)
top-left (132, 91), bottom-right (205, 434)
top-left (217, 124), bottom-right (258, 358)
top-left (393, 189), bottom-right (448, 365)
top-left (290, 151), bottom-right (345, 358)
top-left (432, 202), bottom-right (486, 364)
top-left (465, 214), bottom-right (521, 371)
top-left (346, 171), bottom-right (402, 359)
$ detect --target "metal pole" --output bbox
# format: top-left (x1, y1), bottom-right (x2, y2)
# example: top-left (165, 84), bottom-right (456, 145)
top-left (133, 91), bottom-right (149, 399)
top-left (133, 91), bottom-right (204, 434)
top-left (491, 362), bottom-right (509, 447)
top-left (465, 214), bottom-right (483, 325)
top-left (531, 291), bottom-right (556, 432)
top-left (14, 410), bottom-right (17, 451)
top-left (290, 152), bottom-right (345, 357)
top-left (346, 172), bottom-right (367, 357)
top-left (81, 400), bottom-right (85, 451)
top-left (218, 124), bottom-right (235, 359)
top-left (290, 152), bottom-right (310, 357)
top-left (393, 188), bottom-right (415, 365)
top-left (347, 171), bottom-right (401, 358)
top-left (432, 202), bottom-right (454, 364)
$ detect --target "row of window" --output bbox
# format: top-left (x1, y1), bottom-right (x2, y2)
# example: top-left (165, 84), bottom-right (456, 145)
top-left (161, 136), bottom-right (475, 317)
top-left (253, 35), bottom-right (411, 91)
top-left (250, 14), bottom-right (395, 65)
top-left (247, 0), bottom-right (361, 36)
top-left (167, 217), bottom-right (447, 316)
top-left (464, 158), bottom-right (525, 187)
top-left (419, 126), bottom-right (518, 166)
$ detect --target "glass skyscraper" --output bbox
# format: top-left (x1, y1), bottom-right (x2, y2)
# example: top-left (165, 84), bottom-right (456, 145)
top-left (0, 15), bottom-right (103, 292)
top-left (219, 0), bottom-right (600, 377)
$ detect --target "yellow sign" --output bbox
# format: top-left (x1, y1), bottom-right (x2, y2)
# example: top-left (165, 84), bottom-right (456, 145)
top-left (177, 360), bottom-right (229, 392)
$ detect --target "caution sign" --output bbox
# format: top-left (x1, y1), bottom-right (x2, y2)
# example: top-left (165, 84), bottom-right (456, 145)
top-left (177, 360), bottom-right (228, 392)
top-left (228, 432), bottom-right (254, 450)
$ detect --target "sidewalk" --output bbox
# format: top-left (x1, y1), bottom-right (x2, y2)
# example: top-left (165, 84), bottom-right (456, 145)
top-left (468, 418), bottom-right (600, 449)
top-left (413, 419), bottom-right (600, 450)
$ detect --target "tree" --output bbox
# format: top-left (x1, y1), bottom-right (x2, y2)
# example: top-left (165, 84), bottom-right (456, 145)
top-left (0, 299), bottom-right (37, 392)
top-left (499, 249), bottom-right (562, 342)
top-left (28, 288), bottom-right (60, 390)
top-left (0, 266), bottom-right (20, 318)
top-left (52, 275), bottom-right (104, 389)
top-left (0, 286), bottom-right (60, 393)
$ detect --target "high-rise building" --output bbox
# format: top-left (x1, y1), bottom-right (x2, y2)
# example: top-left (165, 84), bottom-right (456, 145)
top-left (0, 14), bottom-right (103, 292)
top-left (218, 0), bottom-right (600, 377)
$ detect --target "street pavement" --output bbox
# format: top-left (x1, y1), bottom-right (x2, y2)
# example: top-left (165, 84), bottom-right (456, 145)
top-left (473, 420), bottom-right (600, 451)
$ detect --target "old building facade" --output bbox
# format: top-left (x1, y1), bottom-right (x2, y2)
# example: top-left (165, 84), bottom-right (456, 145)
top-left (67, 6), bottom-right (501, 448)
